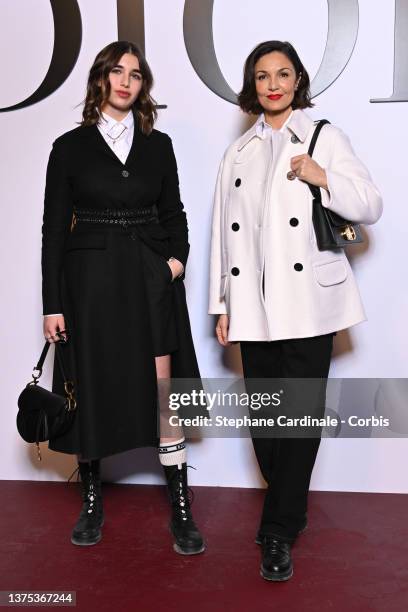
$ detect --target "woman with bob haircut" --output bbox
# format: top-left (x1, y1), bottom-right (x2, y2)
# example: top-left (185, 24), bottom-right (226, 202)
top-left (42, 41), bottom-right (204, 555)
top-left (209, 40), bottom-right (382, 581)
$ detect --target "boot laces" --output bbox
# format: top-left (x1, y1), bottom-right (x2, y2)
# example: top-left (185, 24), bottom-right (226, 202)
top-left (264, 536), bottom-right (289, 554)
top-left (68, 466), bottom-right (99, 515)
top-left (171, 465), bottom-right (196, 521)
top-left (85, 480), bottom-right (97, 514)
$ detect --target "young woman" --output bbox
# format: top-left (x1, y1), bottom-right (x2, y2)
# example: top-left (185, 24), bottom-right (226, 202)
top-left (209, 41), bottom-right (382, 581)
top-left (42, 41), bottom-right (204, 555)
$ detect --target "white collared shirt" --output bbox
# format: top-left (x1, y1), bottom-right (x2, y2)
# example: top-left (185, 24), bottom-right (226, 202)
top-left (255, 110), bottom-right (293, 135)
top-left (97, 109), bottom-right (134, 165)
top-left (255, 110), bottom-right (294, 158)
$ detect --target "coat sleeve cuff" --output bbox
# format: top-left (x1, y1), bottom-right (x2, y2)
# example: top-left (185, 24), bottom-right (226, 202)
top-left (42, 298), bottom-right (63, 317)
top-left (168, 242), bottom-right (189, 268)
top-left (208, 299), bottom-right (228, 315)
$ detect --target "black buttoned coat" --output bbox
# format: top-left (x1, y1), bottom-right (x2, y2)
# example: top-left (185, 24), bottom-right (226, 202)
top-left (42, 110), bottom-right (200, 459)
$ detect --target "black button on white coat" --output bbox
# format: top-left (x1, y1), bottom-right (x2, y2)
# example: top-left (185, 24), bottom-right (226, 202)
top-left (290, 217), bottom-right (299, 227)
top-left (235, 178), bottom-right (241, 187)
top-left (231, 223), bottom-right (240, 231)
top-left (122, 170), bottom-right (129, 177)
top-left (231, 267), bottom-right (240, 276)
top-left (294, 263), bottom-right (303, 272)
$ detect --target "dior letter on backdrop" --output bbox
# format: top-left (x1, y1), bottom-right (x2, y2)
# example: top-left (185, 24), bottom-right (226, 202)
top-left (0, 0), bottom-right (407, 113)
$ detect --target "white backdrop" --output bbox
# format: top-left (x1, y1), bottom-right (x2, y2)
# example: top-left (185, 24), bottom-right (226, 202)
top-left (1, 0), bottom-right (407, 492)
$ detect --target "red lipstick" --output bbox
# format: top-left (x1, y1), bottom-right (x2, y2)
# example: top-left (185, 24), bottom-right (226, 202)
top-left (267, 94), bottom-right (283, 100)
top-left (116, 90), bottom-right (131, 98)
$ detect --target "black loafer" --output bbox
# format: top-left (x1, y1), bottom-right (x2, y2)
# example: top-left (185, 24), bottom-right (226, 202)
top-left (260, 536), bottom-right (293, 581)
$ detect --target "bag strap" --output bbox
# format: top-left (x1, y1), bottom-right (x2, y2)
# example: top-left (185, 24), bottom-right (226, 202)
top-left (32, 334), bottom-right (70, 384)
top-left (54, 342), bottom-right (69, 382)
top-left (35, 342), bottom-right (51, 373)
top-left (306, 119), bottom-right (331, 201)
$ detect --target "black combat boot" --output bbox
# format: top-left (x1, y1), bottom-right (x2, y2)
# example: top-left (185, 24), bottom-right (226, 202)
top-left (260, 536), bottom-right (293, 581)
top-left (71, 460), bottom-right (104, 546)
top-left (163, 463), bottom-right (205, 555)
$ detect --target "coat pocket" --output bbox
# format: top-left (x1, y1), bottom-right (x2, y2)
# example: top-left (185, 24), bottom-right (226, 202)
top-left (313, 259), bottom-right (347, 286)
top-left (220, 273), bottom-right (229, 298)
top-left (65, 231), bottom-right (107, 251)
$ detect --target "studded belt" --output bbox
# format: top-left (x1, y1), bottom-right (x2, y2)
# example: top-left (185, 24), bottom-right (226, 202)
top-left (73, 206), bottom-right (159, 228)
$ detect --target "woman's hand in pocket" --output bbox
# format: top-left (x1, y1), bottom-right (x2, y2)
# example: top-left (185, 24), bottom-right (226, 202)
top-left (167, 257), bottom-right (184, 281)
top-left (43, 314), bottom-right (67, 343)
top-left (216, 314), bottom-right (230, 346)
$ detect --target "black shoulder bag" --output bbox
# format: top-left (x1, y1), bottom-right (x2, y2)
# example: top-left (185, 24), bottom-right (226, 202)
top-left (17, 335), bottom-right (77, 461)
top-left (307, 119), bottom-right (363, 250)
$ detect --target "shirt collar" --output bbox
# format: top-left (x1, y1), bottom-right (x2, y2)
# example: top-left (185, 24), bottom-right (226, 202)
top-left (237, 109), bottom-right (314, 151)
top-left (255, 110), bottom-right (294, 138)
top-left (98, 109), bottom-right (134, 134)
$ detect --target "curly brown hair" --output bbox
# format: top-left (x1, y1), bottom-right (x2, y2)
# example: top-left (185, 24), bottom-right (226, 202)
top-left (238, 40), bottom-right (314, 115)
top-left (81, 41), bottom-right (157, 135)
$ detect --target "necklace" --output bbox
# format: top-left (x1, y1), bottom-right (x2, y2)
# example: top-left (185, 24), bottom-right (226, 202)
top-left (106, 123), bottom-right (127, 147)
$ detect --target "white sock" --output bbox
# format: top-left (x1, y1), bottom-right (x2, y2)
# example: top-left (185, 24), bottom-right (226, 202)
top-left (159, 437), bottom-right (186, 468)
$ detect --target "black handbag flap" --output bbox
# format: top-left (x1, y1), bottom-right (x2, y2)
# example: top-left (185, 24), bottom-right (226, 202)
top-left (18, 384), bottom-right (67, 417)
top-left (325, 208), bottom-right (354, 228)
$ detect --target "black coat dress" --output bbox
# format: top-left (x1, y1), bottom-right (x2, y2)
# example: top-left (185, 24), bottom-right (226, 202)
top-left (41, 111), bottom-right (200, 459)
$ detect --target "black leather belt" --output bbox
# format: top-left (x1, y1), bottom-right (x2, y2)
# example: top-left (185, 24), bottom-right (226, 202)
top-left (73, 206), bottom-right (158, 227)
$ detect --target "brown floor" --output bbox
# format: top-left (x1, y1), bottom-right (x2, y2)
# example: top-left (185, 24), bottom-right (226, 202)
top-left (0, 481), bottom-right (407, 611)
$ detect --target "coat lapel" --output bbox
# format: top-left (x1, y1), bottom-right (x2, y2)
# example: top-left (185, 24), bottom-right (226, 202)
top-left (123, 114), bottom-right (150, 168)
top-left (285, 109), bottom-right (315, 143)
top-left (237, 108), bottom-right (315, 153)
top-left (84, 123), bottom-right (121, 165)
top-left (267, 110), bottom-right (315, 193)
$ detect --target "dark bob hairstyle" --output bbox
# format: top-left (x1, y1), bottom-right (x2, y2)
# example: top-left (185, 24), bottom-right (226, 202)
top-left (238, 40), bottom-right (314, 115)
top-left (81, 41), bottom-right (157, 135)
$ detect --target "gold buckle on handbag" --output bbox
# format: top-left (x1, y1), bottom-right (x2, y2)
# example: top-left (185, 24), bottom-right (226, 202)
top-left (64, 381), bottom-right (77, 411)
top-left (340, 225), bottom-right (357, 241)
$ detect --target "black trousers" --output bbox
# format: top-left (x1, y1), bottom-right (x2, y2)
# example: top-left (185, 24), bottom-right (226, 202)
top-left (240, 333), bottom-right (334, 543)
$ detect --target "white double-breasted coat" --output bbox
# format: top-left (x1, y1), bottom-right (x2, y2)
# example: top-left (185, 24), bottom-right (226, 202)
top-left (208, 109), bottom-right (383, 341)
